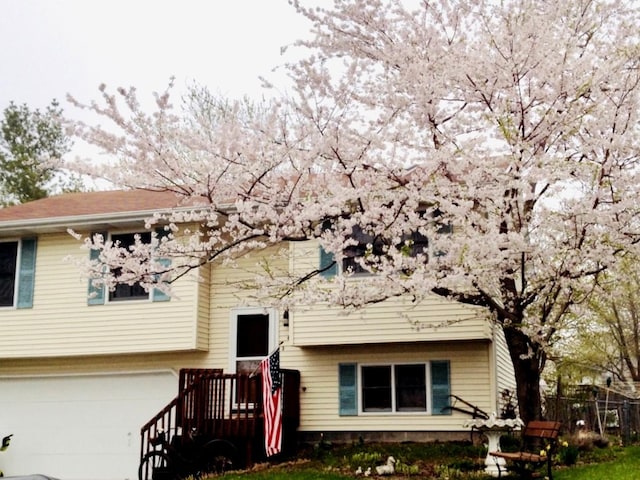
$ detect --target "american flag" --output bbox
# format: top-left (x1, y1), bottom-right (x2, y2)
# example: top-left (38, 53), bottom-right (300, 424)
top-left (260, 349), bottom-right (282, 457)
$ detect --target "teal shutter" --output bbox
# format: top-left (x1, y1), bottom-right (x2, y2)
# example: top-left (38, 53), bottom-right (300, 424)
top-left (152, 257), bottom-right (171, 302)
top-left (431, 360), bottom-right (451, 415)
top-left (16, 238), bottom-right (37, 309)
top-left (319, 246), bottom-right (338, 279)
top-left (339, 363), bottom-right (358, 416)
top-left (88, 232), bottom-right (106, 305)
top-left (153, 227), bottom-right (171, 302)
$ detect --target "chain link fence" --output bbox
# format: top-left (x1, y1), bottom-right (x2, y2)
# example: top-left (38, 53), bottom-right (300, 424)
top-left (545, 385), bottom-right (640, 445)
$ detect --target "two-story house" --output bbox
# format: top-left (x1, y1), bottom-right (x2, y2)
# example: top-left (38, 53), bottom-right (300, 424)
top-left (0, 189), bottom-right (515, 480)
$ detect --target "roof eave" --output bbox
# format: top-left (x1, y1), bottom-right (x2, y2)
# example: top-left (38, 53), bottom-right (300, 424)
top-left (0, 210), bottom-right (165, 236)
top-left (0, 202), bottom-right (235, 237)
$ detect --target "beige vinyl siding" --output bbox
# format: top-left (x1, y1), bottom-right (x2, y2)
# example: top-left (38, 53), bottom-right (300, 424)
top-left (207, 263), bottom-right (234, 370)
top-left (284, 240), bottom-right (495, 432)
top-left (291, 297), bottom-right (491, 346)
top-left (207, 245), bottom-right (290, 369)
top-left (0, 233), bottom-right (204, 358)
top-left (0, 352), bottom-right (187, 377)
top-left (195, 262), bottom-right (211, 351)
top-left (0, 234), bottom-right (502, 437)
top-left (290, 238), bottom-right (321, 274)
top-left (290, 240), bottom-right (492, 346)
top-left (0, 342), bottom-right (492, 435)
top-left (281, 341), bottom-right (492, 433)
top-left (205, 241), bottom-right (495, 433)
top-left (494, 324), bottom-right (517, 413)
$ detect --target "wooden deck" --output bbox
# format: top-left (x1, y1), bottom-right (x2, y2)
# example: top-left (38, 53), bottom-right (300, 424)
top-left (140, 368), bottom-right (300, 475)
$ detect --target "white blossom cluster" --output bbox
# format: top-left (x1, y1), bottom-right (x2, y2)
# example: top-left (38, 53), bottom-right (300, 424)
top-left (64, 0), bottom-right (640, 419)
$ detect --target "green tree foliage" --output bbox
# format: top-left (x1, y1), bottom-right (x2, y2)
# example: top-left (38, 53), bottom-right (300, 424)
top-left (0, 100), bottom-right (71, 205)
top-left (556, 257), bottom-right (640, 390)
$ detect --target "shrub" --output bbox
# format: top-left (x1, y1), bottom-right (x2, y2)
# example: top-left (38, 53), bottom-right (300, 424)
top-left (573, 430), bottom-right (609, 451)
top-left (557, 440), bottom-right (580, 466)
top-left (349, 451), bottom-right (383, 465)
top-left (433, 465), bottom-right (490, 479)
top-left (395, 460), bottom-right (420, 475)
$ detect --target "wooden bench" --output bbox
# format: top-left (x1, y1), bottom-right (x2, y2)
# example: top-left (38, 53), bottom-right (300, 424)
top-left (490, 420), bottom-right (562, 479)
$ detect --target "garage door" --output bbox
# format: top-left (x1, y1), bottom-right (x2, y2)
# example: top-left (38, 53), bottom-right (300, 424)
top-left (0, 371), bottom-right (176, 480)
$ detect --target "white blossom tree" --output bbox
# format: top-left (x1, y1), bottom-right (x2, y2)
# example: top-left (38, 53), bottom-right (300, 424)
top-left (66, 0), bottom-right (640, 424)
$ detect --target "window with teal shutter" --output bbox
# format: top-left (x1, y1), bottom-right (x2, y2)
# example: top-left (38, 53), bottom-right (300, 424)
top-left (338, 361), bottom-right (450, 416)
top-left (87, 232), bottom-right (106, 305)
top-left (431, 360), bottom-right (451, 415)
top-left (87, 230), bottom-right (172, 304)
top-left (338, 363), bottom-right (358, 416)
top-left (16, 238), bottom-right (37, 309)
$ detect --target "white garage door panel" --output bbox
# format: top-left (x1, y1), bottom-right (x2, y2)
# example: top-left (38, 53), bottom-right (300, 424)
top-left (0, 372), bottom-right (176, 480)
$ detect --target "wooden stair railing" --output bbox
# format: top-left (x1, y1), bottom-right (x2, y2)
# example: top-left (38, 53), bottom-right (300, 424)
top-left (140, 368), bottom-right (301, 474)
top-left (139, 370), bottom-right (260, 463)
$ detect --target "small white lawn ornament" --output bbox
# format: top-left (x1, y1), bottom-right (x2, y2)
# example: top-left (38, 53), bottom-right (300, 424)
top-left (376, 456), bottom-right (396, 475)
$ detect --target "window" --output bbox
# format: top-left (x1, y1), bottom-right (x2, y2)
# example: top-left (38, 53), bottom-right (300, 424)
top-left (236, 313), bottom-right (270, 368)
top-left (108, 232), bottom-right (151, 301)
top-left (361, 364), bottom-right (426, 412)
top-left (396, 364), bottom-right (428, 412)
top-left (0, 241), bottom-right (18, 307)
top-left (342, 226), bottom-right (429, 275)
top-left (338, 361), bottom-right (450, 415)
top-left (88, 230), bottom-right (170, 305)
top-left (0, 238), bottom-right (37, 309)
top-left (230, 308), bottom-right (278, 375)
top-left (343, 226), bottom-right (385, 275)
top-left (320, 223), bottom-right (431, 278)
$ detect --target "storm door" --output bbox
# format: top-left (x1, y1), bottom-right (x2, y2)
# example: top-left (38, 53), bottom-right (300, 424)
top-left (230, 308), bottom-right (278, 405)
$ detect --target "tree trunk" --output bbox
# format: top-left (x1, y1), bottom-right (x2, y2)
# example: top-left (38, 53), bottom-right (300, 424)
top-left (503, 325), bottom-right (544, 425)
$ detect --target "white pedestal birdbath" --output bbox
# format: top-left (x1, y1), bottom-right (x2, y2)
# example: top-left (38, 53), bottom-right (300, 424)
top-left (464, 413), bottom-right (524, 477)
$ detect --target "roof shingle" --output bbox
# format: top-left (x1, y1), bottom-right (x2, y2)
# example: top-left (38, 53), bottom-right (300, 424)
top-left (0, 190), bottom-right (181, 222)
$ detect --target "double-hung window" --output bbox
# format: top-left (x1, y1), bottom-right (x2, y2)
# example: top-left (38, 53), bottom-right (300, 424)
top-left (339, 361), bottom-right (450, 416)
top-left (108, 232), bottom-right (151, 302)
top-left (362, 364), bottom-right (427, 412)
top-left (0, 238), bottom-right (37, 308)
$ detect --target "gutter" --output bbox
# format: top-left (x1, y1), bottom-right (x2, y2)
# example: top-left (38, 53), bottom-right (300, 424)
top-left (0, 210), bottom-right (164, 235)
top-left (0, 202), bottom-right (235, 236)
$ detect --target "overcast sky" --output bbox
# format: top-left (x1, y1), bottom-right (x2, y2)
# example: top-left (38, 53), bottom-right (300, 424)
top-left (0, 0), bottom-right (312, 114)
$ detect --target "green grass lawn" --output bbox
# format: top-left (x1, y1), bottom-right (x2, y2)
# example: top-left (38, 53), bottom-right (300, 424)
top-left (554, 445), bottom-right (640, 480)
top-left (209, 442), bottom-right (640, 480)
